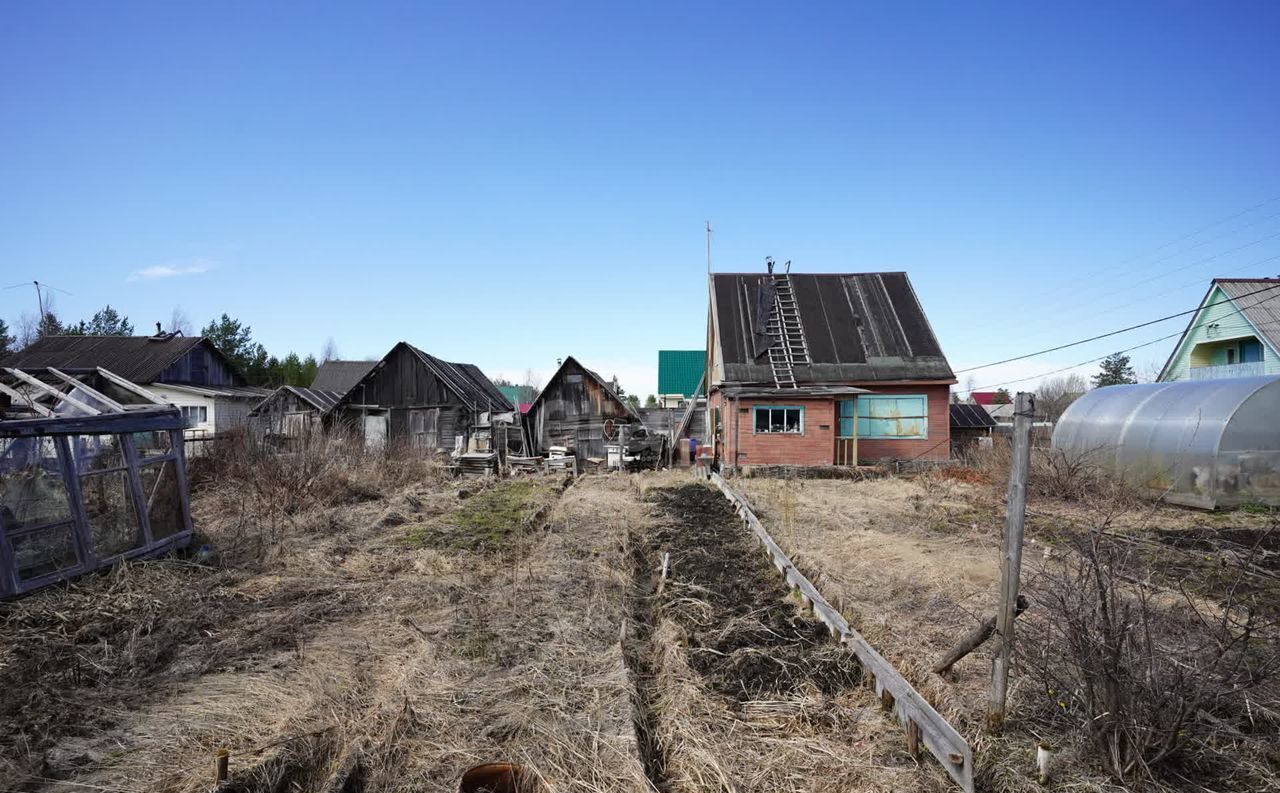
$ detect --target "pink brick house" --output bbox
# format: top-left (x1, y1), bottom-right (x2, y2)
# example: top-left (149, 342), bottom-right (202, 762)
top-left (706, 268), bottom-right (955, 470)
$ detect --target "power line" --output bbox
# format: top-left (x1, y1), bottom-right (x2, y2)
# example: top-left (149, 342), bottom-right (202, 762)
top-left (955, 280), bottom-right (1280, 375)
top-left (967, 282), bottom-right (1280, 391)
top-left (968, 331), bottom-right (1184, 392)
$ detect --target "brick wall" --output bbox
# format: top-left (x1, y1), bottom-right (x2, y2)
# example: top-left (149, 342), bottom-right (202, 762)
top-left (854, 383), bottom-right (951, 463)
top-left (709, 383), bottom-right (951, 466)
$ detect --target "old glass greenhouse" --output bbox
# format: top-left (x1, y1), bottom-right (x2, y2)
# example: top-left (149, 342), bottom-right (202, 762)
top-left (1052, 375), bottom-right (1280, 509)
top-left (1, 367), bottom-right (194, 597)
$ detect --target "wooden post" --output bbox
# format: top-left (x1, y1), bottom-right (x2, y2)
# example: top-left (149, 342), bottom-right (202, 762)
top-left (215, 748), bottom-right (229, 784)
top-left (989, 391), bottom-right (1033, 729)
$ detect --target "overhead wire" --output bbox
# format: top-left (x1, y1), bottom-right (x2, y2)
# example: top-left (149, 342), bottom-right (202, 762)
top-left (967, 283), bottom-right (1280, 392)
top-left (954, 280), bottom-right (1280, 375)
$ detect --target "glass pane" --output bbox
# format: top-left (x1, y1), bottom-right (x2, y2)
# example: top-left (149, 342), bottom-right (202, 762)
top-left (139, 461), bottom-right (185, 540)
top-left (130, 431), bottom-right (172, 459)
top-left (838, 400), bottom-right (855, 419)
top-left (784, 408), bottom-right (802, 432)
top-left (81, 470), bottom-right (143, 557)
top-left (755, 409), bottom-right (770, 433)
top-left (0, 438), bottom-right (73, 531)
top-left (71, 434), bottom-right (125, 473)
top-left (838, 417), bottom-right (855, 438)
top-left (12, 523), bottom-right (79, 581)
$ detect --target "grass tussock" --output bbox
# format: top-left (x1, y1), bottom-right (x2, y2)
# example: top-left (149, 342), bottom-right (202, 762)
top-left (405, 478), bottom-right (564, 552)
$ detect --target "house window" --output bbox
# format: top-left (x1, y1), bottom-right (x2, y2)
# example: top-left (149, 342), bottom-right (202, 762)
top-left (753, 406), bottom-right (803, 434)
top-left (856, 395), bottom-right (927, 439)
top-left (180, 406), bottom-right (208, 424)
top-left (837, 400), bottom-right (856, 438)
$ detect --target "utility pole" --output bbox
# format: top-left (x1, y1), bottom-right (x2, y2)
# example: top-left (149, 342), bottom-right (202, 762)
top-left (989, 390), bottom-right (1034, 729)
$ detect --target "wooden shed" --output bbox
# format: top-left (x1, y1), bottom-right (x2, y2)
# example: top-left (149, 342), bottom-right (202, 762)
top-left (526, 357), bottom-right (642, 463)
top-left (249, 386), bottom-right (343, 444)
top-left (330, 342), bottom-right (515, 453)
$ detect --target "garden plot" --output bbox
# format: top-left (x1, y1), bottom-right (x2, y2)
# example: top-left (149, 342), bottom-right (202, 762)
top-left (629, 481), bottom-right (954, 793)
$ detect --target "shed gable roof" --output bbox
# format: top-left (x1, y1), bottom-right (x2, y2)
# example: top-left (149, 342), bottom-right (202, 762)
top-left (332, 343), bottom-right (513, 412)
top-left (710, 272), bottom-right (953, 385)
top-left (1, 334), bottom-right (241, 385)
top-left (528, 356), bottom-right (641, 421)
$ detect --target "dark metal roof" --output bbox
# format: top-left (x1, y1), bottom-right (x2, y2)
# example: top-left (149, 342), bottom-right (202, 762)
top-left (1, 334), bottom-right (221, 384)
top-left (405, 346), bottom-right (513, 411)
top-left (711, 272), bottom-right (954, 385)
top-left (449, 361), bottom-right (516, 411)
top-left (311, 360), bottom-right (378, 393)
top-left (950, 402), bottom-right (997, 429)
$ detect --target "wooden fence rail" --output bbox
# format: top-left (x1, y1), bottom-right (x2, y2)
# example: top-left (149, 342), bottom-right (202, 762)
top-left (702, 468), bottom-right (975, 793)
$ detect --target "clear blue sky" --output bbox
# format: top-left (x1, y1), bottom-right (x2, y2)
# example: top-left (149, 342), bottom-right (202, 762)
top-left (3, 2), bottom-right (1279, 394)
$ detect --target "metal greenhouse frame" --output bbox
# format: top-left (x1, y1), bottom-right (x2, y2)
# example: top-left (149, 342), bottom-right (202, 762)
top-left (1052, 375), bottom-right (1280, 510)
top-left (0, 368), bottom-right (194, 597)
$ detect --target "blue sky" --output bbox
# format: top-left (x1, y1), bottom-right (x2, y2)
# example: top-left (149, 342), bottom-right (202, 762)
top-left (3, 2), bottom-right (1279, 394)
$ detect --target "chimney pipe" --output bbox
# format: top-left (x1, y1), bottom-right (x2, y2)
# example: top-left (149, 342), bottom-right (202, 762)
top-left (155, 322), bottom-right (163, 336)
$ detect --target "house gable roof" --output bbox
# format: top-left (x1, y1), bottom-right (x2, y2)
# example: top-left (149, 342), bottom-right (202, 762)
top-left (311, 360), bottom-right (378, 393)
top-left (1158, 279), bottom-right (1280, 380)
top-left (657, 350), bottom-right (706, 397)
top-left (709, 272), bottom-right (954, 386)
top-left (0, 334), bottom-right (245, 385)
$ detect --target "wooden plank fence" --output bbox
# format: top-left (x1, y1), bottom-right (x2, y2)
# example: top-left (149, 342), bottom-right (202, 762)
top-left (702, 468), bottom-right (975, 793)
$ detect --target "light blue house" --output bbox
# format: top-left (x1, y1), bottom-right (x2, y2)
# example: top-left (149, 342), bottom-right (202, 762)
top-left (1159, 278), bottom-right (1280, 382)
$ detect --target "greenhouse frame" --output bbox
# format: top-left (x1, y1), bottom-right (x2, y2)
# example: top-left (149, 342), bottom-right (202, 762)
top-left (0, 367), bottom-right (194, 597)
top-left (1052, 375), bottom-right (1280, 509)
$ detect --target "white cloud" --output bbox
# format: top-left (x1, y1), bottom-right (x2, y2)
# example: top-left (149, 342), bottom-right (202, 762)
top-left (129, 259), bottom-right (215, 281)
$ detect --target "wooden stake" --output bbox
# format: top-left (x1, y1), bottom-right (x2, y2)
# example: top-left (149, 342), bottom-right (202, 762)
top-left (1037, 742), bottom-right (1052, 784)
top-left (215, 748), bottom-right (230, 785)
top-left (988, 392), bottom-right (1033, 730)
top-left (906, 719), bottom-right (920, 759)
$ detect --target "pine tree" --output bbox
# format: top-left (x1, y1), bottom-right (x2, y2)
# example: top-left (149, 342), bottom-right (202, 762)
top-left (0, 318), bottom-right (13, 357)
top-left (993, 388), bottom-right (1012, 404)
top-left (644, 394), bottom-right (658, 408)
top-left (1093, 352), bottom-right (1137, 388)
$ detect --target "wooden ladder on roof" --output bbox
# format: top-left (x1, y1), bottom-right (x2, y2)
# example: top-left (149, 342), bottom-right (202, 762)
top-left (766, 274), bottom-right (810, 388)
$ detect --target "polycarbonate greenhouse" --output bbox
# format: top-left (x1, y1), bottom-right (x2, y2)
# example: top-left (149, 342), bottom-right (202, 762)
top-left (1052, 375), bottom-right (1280, 509)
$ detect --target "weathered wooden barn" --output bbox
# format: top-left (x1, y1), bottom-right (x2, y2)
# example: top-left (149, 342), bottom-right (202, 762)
top-left (330, 342), bottom-right (515, 453)
top-left (525, 357), bottom-right (642, 462)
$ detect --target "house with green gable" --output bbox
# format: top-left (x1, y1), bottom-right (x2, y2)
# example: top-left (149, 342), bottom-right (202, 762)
top-left (657, 350), bottom-right (705, 408)
top-left (1159, 278), bottom-right (1280, 382)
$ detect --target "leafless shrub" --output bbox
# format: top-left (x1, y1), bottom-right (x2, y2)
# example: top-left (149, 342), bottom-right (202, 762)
top-left (1017, 525), bottom-right (1280, 788)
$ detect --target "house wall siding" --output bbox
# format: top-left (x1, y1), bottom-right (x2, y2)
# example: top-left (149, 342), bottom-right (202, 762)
top-left (709, 383), bottom-right (950, 466)
top-left (528, 359), bottom-right (637, 461)
top-left (1163, 285), bottom-right (1280, 381)
top-left (854, 384), bottom-right (951, 463)
top-left (156, 344), bottom-right (242, 387)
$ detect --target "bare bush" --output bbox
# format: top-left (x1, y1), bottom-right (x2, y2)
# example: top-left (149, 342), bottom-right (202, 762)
top-left (1017, 526), bottom-right (1280, 787)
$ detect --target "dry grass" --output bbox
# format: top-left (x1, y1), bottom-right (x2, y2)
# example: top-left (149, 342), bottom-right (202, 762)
top-left (1, 435), bottom-right (649, 793)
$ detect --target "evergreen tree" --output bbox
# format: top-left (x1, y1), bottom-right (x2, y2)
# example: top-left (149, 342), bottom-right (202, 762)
top-left (993, 388), bottom-right (1012, 404)
top-left (201, 314), bottom-right (256, 369)
top-left (0, 318), bottom-right (13, 357)
top-left (644, 394), bottom-right (658, 408)
top-left (38, 312), bottom-right (63, 338)
top-left (301, 354), bottom-right (319, 386)
top-left (86, 305), bottom-right (134, 335)
top-left (1092, 352), bottom-right (1137, 388)
top-left (281, 352), bottom-right (303, 386)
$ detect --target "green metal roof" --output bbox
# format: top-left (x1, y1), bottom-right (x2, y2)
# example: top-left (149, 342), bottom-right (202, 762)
top-left (657, 350), bottom-right (705, 397)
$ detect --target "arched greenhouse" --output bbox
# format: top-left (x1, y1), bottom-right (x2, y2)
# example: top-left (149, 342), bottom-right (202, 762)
top-left (1051, 376), bottom-right (1280, 509)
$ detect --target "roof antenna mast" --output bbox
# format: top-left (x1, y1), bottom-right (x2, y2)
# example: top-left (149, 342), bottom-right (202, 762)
top-left (705, 221), bottom-right (713, 274)
top-left (4, 280), bottom-right (72, 332)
